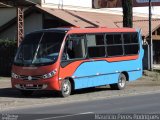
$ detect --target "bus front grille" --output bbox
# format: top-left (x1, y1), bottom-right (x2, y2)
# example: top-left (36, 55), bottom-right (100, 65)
top-left (19, 75), bottom-right (43, 81)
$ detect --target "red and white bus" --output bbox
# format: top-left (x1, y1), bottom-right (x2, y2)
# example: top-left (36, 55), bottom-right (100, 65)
top-left (11, 28), bottom-right (144, 97)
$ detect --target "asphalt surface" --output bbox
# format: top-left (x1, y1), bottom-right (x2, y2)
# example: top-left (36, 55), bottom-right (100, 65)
top-left (1, 92), bottom-right (160, 120)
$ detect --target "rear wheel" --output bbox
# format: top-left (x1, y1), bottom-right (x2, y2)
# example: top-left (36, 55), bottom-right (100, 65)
top-left (59, 79), bottom-right (71, 97)
top-left (20, 90), bottom-right (34, 96)
top-left (110, 73), bottom-right (127, 90)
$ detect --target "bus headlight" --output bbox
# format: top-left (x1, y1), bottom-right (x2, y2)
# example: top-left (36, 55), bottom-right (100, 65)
top-left (11, 72), bottom-right (19, 79)
top-left (43, 69), bottom-right (57, 79)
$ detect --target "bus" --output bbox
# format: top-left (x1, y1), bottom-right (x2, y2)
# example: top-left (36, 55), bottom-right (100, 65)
top-left (11, 28), bottom-right (144, 97)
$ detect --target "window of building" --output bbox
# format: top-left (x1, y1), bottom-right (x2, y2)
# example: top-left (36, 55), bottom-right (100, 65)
top-left (87, 34), bottom-right (105, 58)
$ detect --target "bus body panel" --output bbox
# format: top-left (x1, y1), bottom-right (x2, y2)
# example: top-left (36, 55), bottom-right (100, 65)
top-left (12, 62), bottom-right (58, 76)
top-left (65, 54), bottom-right (142, 89)
top-left (11, 61), bottom-right (61, 91)
top-left (58, 55), bottom-right (139, 78)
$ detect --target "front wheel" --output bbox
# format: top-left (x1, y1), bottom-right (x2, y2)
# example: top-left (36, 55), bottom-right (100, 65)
top-left (110, 73), bottom-right (127, 90)
top-left (59, 79), bottom-right (71, 97)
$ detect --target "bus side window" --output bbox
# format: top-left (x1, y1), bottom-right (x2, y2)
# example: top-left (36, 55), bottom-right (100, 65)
top-left (67, 40), bottom-right (75, 59)
top-left (87, 34), bottom-right (105, 58)
top-left (62, 40), bottom-right (72, 60)
top-left (123, 32), bottom-right (139, 55)
top-left (62, 35), bottom-right (86, 60)
top-left (106, 34), bottom-right (123, 57)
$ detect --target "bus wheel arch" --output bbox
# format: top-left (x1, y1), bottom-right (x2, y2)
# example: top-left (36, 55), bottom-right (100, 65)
top-left (121, 71), bottom-right (129, 81)
top-left (67, 77), bottom-right (75, 92)
top-left (59, 77), bottom-right (75, 97)
top-left (110, 72), bottom-right (127, 90)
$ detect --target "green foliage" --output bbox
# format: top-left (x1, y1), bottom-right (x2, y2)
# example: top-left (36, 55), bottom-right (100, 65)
top-left (0, 39), bottom-right (17, 76)
top-left (0, 39), bottom-right (16, 47)
top-left (122, 0), bottom-right (133, 28)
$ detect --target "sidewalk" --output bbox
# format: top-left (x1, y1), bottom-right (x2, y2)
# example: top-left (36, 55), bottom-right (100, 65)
top-left (153, 64), bottom-right (160, 70)
top-left (0, 77), bottom-right (11, 88)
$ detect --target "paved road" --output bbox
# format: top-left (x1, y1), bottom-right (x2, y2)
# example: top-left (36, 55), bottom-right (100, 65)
top-left (1, 92), bottom-right (160, 120)
top-left (1, 75), bottom-right (160, 111)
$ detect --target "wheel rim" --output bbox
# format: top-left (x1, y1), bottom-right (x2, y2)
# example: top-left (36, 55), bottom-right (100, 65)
top-left (63, 81), bottom-right (70, 95)
top-left (119, 76), bottom-right (126, 88)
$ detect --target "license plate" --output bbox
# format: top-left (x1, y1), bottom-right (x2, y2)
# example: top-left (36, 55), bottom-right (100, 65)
top-left (25, 84), bottom-right (34, 87)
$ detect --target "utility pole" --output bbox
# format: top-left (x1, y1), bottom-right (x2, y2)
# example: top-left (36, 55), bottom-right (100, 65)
top-left (149, 0), bottom-right (153, 70)
top-left (17, 7), bottom-right (24, 47)
top-left (122, 0), bottom-right (133, 28)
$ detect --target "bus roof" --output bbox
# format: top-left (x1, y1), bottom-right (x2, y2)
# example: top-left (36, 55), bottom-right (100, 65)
top-left (67, 27), bottom-right (138, 34)
top-left (29, 27), bottom-right (138, 34)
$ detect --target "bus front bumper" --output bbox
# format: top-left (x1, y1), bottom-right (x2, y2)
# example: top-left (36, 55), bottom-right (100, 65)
top-left (11, 77), bottom-right (60, 91)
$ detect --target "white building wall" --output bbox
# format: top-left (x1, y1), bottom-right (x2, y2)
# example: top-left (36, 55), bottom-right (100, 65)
top-left (42, 0), bottom-right (92, 9)
top-left (0, 8), bottom-right (16, 27)
top-left (0, 13), bottom-right (42, 40)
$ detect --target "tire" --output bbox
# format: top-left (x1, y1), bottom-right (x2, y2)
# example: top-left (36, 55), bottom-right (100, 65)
top-left (110, 73), bottom-right (127, 90)
top-left (20, 90), bottom-right (34, 96)
top-left (59, 79), bottom-right (71, 97)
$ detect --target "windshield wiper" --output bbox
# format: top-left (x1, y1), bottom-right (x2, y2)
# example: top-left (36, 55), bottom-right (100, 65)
top-left (32, 33), bottom-right (44, 64)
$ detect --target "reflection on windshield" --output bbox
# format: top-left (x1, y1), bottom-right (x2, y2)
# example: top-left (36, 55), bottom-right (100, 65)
top-left (14, 31), bottom-right (65, 66)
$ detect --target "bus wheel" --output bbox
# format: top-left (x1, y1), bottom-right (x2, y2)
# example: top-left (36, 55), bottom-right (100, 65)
top-left (20, 90), bottom-right (34, 96)
top-left (60, 79), bottom-right (71, 97)
top-left (110, 73), bottom-right (126, 90)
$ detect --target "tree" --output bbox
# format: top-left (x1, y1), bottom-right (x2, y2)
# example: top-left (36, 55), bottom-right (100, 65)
top-left (122, 0), bottom-right (133, 28)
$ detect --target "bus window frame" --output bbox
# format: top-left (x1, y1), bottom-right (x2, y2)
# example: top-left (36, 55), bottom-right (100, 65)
top-left (61, 31), bottom-right (140, 67)
top-left (86, 33), bottom-right (107, 59)
top-left (61, 33), bottom-right (88, 62)
top-left (105, 32), bottom-right (124, 58)
top-left (105, 32), bottom-right (140, 58)
top-left (122, 32), bottom-right (140, 56)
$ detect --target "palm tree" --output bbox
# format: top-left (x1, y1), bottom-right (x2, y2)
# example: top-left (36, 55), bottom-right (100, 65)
top-left (122, 0), bottom-right (133, 28)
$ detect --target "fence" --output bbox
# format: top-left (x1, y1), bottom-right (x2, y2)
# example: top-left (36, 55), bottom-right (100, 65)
top-left (0, 40), bottom-right (17, 76)
top-left (143, 45), bottom-right (150, 70)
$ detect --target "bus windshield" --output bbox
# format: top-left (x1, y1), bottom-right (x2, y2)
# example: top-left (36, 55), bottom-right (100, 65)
top-left (14, 31), bottom-right (65, 66)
